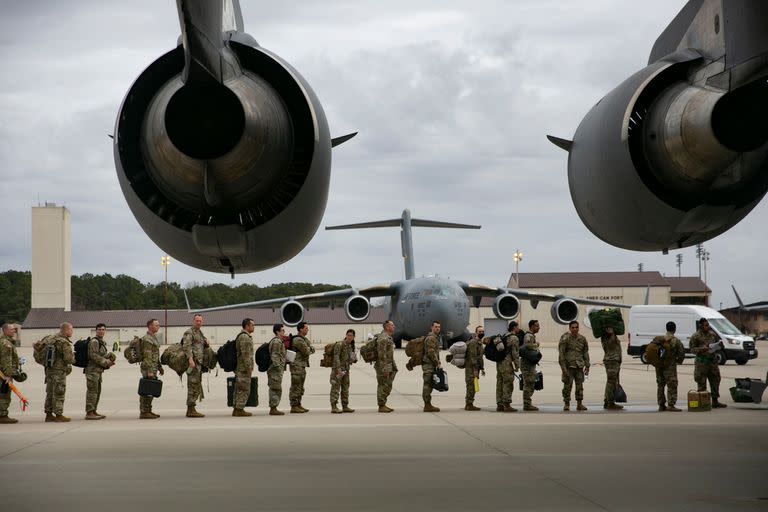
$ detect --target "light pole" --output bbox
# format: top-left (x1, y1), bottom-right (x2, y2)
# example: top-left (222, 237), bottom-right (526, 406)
top-left (702, 250), bottom-right (710, 284)
top-left (676, 254), bottom-right (683, 277)
top-left (161, 255), bottom-right (171, 344)
top-left (512, 250), bottom-right (523, 287)
top-left (695, 243), bottom-right (703, 277)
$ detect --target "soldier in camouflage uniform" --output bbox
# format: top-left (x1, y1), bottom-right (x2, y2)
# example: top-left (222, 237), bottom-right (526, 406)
top-left (496, 321), bottom-right (521, 412)
top-left (267, 324), bottom-right (287, 415)
top-left (521, 320), bottom-right (541, 411)
top-left (330, 329), bottom-right (356, 414)
top-left (655, 321), bottom-right (685, 412)
top-left (139, 319), bottom-right (164, 419)
top-left (44, 322), bottom-right (75, 422)
top-left (289, 321), bottom-right (315, 413)
top-left (0, 324), bottom-right (20, 424)
top-left (182, 314), bottom-right (208, 418)
top-left (233, 318), bottom-right (255, 417)
top-left (422, 321), bottom-right (442, 412)
top-left (559, 321), bottom-right (590, 411)
top-left (690, 318), bottom-right (727, 408)
top-left (375, 320), bottom-right (397, 413)
top-left (464, 326), bottom-right (485, 411)
top-left (84, 323), bottom-right (116, 420)
top-left (601, 326), bottom-right (623, 411)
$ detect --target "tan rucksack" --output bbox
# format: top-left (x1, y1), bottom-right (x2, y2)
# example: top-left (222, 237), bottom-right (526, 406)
top-left (320, 342), bottom-right (337, 368)
top-left (161, 343), bottom-right (189, 376)
top-left (33, 335), bottom-right (55, 366)
top-left (645, 336), bottom-right (671, 367)
top-left (405, 337), bottom-right (426, 367)
top-left (124, 336), bottom-right (143, 364)
top-left (360, 335), bottom-right (379, 364)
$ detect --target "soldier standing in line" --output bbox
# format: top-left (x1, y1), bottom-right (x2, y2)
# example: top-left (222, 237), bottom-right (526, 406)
top-left (601, 326), bottom-right (624, 411)
top-left (0, 323), bottom-right (20, 424)
top-left (690, 318), bottom-right (727, 408)
top-left (559, 320), bottom-right (590, 411)
top-left (139, 318), bottom-right (164, 419)
top-left (655, 321), bottom-right (686, 412)
top-left (422, 320), bottom-right (442, 412)
top-left (496, 321), bottom-right (521, 412)
top-left (521, 319), bottom-right (541, 412)
top-left (182, 314), bottom-right (208, 418)
top-left (233, 318), bottom-right (255, 417)
top-left (464, 325), bottom-right (485, 411)
top-left (268, 324), bottom-right (287, 415)
top-left (289, 321), bottom-right (315, 413)
top-left (84, 323), bottom-right (116, 420)
top-left (375, 320), bottom-right (397, 413)
top-left (330, 329), bottom-right (356, 414)
top-left (44, 322), bottom-right (75, 422)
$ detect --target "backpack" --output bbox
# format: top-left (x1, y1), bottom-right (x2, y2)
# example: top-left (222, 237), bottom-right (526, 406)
top-left (160, 343), bottom-right (189, 376)
top-left (124, 336), bottom-right (143, 364)
top-left (520, 345), bottom-right (542, 364)
top-left (217, 340), bottom-right (238, 372)
top-left (645, 336), bottom-right (670, 367)
top-left (33, 335), bottom-right (55, 366)
top-left (484, 334), bottom-right (509, 363)
top-left (255, 342), bottom-right (272, 372)
top-left (201, 346), bottom-right (217, 373)
top-left (405, 337), bottom-right (426, 367)
top-left (360, 335), bottom-right (379, 364)
top-left (320, 342), bottom-right (337, 368)
top-left (73, 338), bottom-right (91, 368)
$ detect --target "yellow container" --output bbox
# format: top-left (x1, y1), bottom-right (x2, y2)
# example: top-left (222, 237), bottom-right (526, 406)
top-left (687, 390), bottom-right (712, 411)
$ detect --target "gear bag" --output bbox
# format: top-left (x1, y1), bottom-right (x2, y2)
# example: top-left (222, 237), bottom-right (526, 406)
top-left (360, 335), bottom-right (379, 364)
top-left (124, 336), bottom-right (143, 364)
top-left (73, 338), bottom-right (91, 368)
top-left (217, 340), bottom-right (238, 372)
top-left (520, 345), bottom-right (542, 364)
top-left (33, 335), bottom-right (55, 366)
top-left (161, 343), bottom-right (189, 376)
top-left (320, 342), bottom-right (337, 368)
top-left (484, 334), bottom-right (509, 363)
top-left (405, 336), bottom-right (426, 367)
top-left (644, 336), bottom-right (670, 367)
top-left (201, 346), bottom-right (217, 373)
top-left (255, 342), bottom-right (272, 372)
top-left (432, 367), bottom-right (448, 392)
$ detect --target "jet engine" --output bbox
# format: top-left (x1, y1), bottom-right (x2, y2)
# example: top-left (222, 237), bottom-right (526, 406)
top-left (344, 295), bottom-right (371, 322)
top-left (554, 1), bottom-right (768, 251)
top-left (492, 294), bottom-right (520, 320)
top-left (114, 1), bottom-right (350, 274)
top-left (551, 298), bottom-right (579, 325)
top-left (280, 300), bottom-right (304, 327)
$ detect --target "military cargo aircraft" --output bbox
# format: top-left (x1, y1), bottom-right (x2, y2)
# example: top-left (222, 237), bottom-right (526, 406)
top-left (114, 0), bottom-right (355, 276)
top-left (191, 210), bottom-right (628, 346)
top-left (549, 0), bottom-right (768, 253)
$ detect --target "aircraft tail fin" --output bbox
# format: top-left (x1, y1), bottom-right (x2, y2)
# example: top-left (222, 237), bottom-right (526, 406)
top-left (732, 285), bottom-right (745, 309)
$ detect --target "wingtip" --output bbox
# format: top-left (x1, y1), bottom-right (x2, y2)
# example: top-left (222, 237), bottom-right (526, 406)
top-left (547, 135), bottom-right (573, 152)
top-left (331, 132), bottom-right (358, 148)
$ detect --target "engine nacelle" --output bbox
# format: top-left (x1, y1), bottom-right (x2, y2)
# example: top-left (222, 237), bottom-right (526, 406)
top-left (280, 300), bottom-right (305, 327)
top-left (492, 294), bottom-right (520, 321)
top-left (551, 299), bottom-right (579, 325)
top-left (344, 295), bottom-right (370, 322)
top-left (115, 33), bottom-right (332, 274)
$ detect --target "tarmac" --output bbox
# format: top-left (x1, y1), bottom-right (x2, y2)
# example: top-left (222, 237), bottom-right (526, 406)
top-left (1, 343), bottom-right (766, 511)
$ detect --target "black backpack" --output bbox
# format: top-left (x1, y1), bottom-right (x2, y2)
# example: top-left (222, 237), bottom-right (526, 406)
top-left (217, 340), bottom-right (238, 372)
top-left (255, 342), bottom-right (272, 372)
top-left (73, 338), bottom-right (91, 368)
top-left (484, 334), bottom-right (509, 363)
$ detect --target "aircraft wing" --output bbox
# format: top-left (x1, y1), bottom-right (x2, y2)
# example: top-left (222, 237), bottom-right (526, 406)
top-left (462, 284), bottom-right (631, 308)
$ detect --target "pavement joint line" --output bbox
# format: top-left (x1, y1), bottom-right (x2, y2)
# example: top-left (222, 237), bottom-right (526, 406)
top-left (0, 421), bottom-right (83, 460)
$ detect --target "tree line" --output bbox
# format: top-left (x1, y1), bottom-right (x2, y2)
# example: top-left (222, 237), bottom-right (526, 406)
top-left (0, 270), bottom-right (349, 325)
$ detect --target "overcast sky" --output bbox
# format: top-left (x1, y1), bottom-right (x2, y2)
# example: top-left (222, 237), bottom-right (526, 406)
top-left (0, 1), bottom-right (764, 310)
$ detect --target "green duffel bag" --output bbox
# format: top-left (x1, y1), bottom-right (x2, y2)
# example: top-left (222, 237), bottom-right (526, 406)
top-left (588, 308), bottom-right (625, 338)
top-left (161, 343), bottom-right (189, 376)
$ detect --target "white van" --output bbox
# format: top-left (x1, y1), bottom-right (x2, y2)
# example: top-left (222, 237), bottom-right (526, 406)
top-left (627, 305), bottom-right (758, 365)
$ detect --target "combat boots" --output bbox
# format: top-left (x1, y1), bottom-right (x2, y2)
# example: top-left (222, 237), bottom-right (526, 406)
top-left (331, 403), bottom-right (342, 414)
top-left (576, 401), bottom-right (588, 411)
top-left (233, 408), bottom-right (252, 417)
top-left (298, 403), bottom-right (309, 413)
top-left (563, 402), bottom-right (570, 411)
top-left (53, 414), bottom-right (71, 422)
top-left (604, 403), bottom-right (624, 410)
top-left (658, 404), bottom-right (666, 412)
top-left (502, 404), bottom-right (517, 413)
top-left (378, 405), bottom-right (391, 413)
top-left (150, 411), bottom-right (160, 418)
top-left (497, 403), bottom-right (504, 412)
top-left (139, 411), bottom-right (156, 419)
top-left (45, 413), bottom-right (56, 422)
top-left (713, 401), bottom-right (728, 408)
top-left (423, 401), bottom-right (440, 413)
top-left (85, 411), bottom-right (102, 420)
top-left (290, 405), bottom-right (303, 413)
top-left (342, 404), bottom-right (355, 413)
top-left (269, 407), bottom-right (285, 416)
top-left (666, 405), bottom-right (681, 412)
top-left (0, 416), bottom-right (18, 424)
top-left (524, 404), bottom-right (539, 411)
top-left (186, 406), bottom-right (205, 418)
top-left (94, 411), bottom-right (106, 419)
top-left (465, 403), bottom-right (481, 411)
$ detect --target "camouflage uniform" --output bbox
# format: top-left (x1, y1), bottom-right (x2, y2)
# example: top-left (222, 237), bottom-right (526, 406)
top-left (330, 341), bottom-right (352, 407)
top-left (689, 329), bottom-right (721, 402)
top-left (0, 335), bottom-right (20, 418)
top-left (139, 332), bottom-right (161, 414)
top-left (374, 331), bottom-right (397, 406)
top-left (495, 334), bottom-right (520, 407)
top-left (181, 327), bottom-right (207, 406)
top-left (422, 333), bottom-right (441, 404)
top-left (44, 335), bottom-right (74, 416)
top-left (464, 335), bottom-right (484, 405)
top-left (654, 333), bottom-right (685, 407)
top-left (521, 332), bottom-right (540, 407)
top-left (84, 336), bottom-right (113, 413)
top-left (600, 333), bottom-right (622, 406)
top-left (232, 330), bottom-right (254, 409)
top-left (267, 336), bottom-right (286, 407)
top-left (558, 332), bottom-right (590, 404)
top-left (289, 335), bottom-right (314, 407)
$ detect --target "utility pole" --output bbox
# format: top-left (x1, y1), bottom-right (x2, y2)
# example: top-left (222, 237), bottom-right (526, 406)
top-left (637, 263), bottom-right (643, 272)
top-left (695, 243), bottom-right (703, 277)
top-left (676, 254), bottom-right (683, 277)
top-left (702, 249), bottom-right (710, 284)
top-left (161, 255), bottom-right (171, 344)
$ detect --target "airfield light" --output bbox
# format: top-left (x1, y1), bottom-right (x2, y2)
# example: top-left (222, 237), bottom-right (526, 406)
top-left (513, 250), bottom-right (523, 287)
top-left (161, 256), bottom-right (171, 344)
